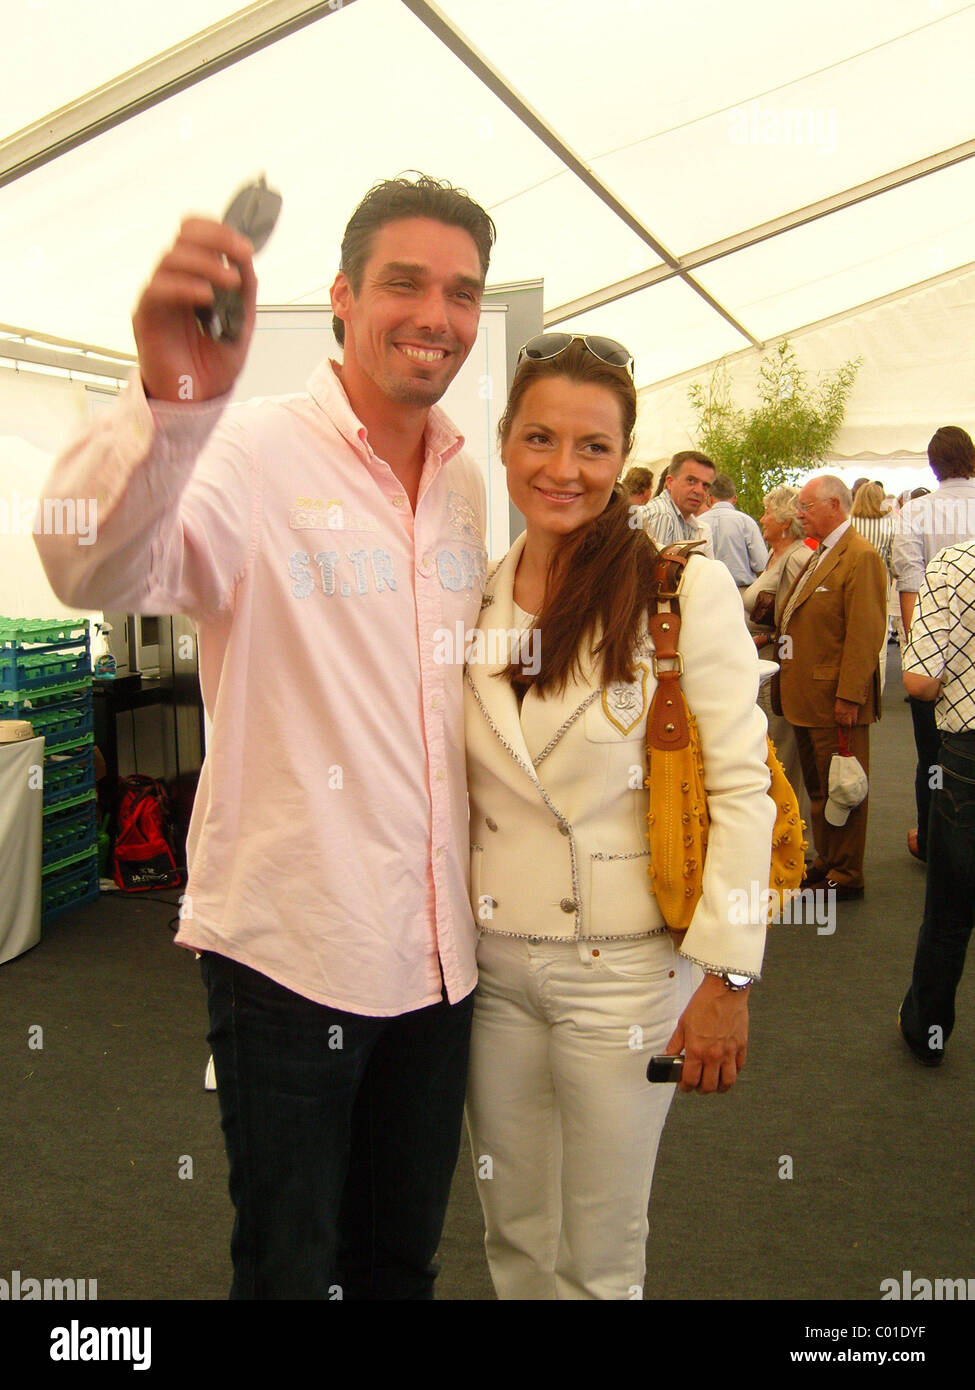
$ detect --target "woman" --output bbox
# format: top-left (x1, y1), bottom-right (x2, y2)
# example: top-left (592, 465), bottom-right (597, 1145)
top-left (741, 486), bottom-right (812, 836)
top-left (464, 335), bottom-right (775, 1300)
top-left (850, 480), bottom-right (896, 690)
top-left (850, 481), bottom-right (894, 573)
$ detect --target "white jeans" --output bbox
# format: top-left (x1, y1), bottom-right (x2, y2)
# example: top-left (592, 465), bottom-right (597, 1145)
top-left (465, 932), bottom-right (698, 1300)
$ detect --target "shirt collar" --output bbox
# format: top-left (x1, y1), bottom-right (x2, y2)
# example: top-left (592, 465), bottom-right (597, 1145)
top-left (821, 518), bottom-right (851, 550)
top-left (934, 477), bottom-right (975, 494)
top-left (661, 490), bottom-right (696, 526)
top-left (306, 358), bottom-right (466, 466)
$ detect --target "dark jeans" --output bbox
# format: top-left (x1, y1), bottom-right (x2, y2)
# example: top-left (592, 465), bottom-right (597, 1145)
top-left (900, 732), bottom-right (975, 1059)
top-left (909, 695), bottom-right (942, 856)
top-left (200, 952), bottom-right (475, 1299)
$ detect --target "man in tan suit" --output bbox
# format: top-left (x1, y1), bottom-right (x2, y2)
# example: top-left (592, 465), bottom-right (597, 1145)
top-left (776, 475), bottom-right (888, 899)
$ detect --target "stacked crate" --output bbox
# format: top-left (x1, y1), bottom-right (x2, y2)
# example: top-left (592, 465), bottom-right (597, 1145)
top-left (0, 618), bottom-right (99, 922)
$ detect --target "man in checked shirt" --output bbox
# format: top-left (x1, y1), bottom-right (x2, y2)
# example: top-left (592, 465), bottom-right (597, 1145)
top-left (898, 539), bottom-right (975, 1067)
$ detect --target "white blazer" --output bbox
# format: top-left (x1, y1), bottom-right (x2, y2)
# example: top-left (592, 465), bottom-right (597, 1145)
top-left (464, 533), bottom-right (776, 978)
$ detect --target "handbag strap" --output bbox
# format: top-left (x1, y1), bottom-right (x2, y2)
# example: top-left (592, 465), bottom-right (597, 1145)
top-left (645, 542), bottom-right (704, 751)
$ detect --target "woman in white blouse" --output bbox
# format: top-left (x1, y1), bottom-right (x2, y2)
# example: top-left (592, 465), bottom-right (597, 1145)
top-left (463, 335), bottom-right (775, 1300)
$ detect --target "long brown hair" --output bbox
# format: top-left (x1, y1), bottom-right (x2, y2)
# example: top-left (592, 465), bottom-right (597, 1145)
top-left (498, 341), bottom-right (659, 695)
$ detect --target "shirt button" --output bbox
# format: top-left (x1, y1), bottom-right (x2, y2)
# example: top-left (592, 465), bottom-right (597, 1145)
top-left (431, 695), bottom-right (442, 709)
top-left (435, 769), bottom-right (445, 781)
top-left (392, 495), bottom-right (405, 507)
top-left (560, 898), bottom-right (576, 913)
top-left (486, 817), bottom-right (498, 831)
top-left (419, 557), bottom-right (433, 575)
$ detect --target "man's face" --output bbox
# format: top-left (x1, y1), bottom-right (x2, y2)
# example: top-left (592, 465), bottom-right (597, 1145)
top-left (666, 461), bottom-right (715, 519)
top-left (796, 481), bottom-right (841, 541)
top-left (330, 217), bottom-right (483, 409)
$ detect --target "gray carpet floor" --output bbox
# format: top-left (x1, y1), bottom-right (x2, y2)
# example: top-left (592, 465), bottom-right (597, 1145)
top-left (1, 646), bottom-right (971, 1302)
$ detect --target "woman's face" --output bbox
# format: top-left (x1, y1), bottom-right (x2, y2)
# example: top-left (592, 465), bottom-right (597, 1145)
top-left (760, 505), bottom-right (791, 543)
top-left (502, 376), bottom-right (626, 543)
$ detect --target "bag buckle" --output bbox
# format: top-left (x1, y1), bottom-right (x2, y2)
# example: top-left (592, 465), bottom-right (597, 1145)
top-left (652, 653), bottom-right (684, 678)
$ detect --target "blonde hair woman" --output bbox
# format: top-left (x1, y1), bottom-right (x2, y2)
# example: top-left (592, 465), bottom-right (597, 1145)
top-left (741, 485), bottom-right (812, 849)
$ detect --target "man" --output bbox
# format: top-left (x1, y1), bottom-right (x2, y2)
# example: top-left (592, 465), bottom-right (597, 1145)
top-left (898, 540), bottom-right (975, 1066)
top-left (700, 472), bottom-right (768, 587)
top-left (621, 465), bottom-right (654, 506)
top-left (636, 450), bottom-right (715, 554)
top-left (35, 174), bottom-right (496, 1299)
top-left (892, 426), bottom-right (975, 862)
top-left (776, 475), bottom-right (887, 899)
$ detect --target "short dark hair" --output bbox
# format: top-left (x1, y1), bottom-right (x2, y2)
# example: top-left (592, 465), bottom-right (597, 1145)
top-left (927, 426), bottom-right (975, 482)
top-left (332, 173), bottom-right (496, 346)
top-left (622, 466), bottom-right (654, 496)
top-left (708, 472), bottom-right (736, 501)
top-left (668, 450), bottom-right (715, 479)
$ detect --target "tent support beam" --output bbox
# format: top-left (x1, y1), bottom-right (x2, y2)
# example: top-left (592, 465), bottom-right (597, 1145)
top-left (400, 0), bottom-right (762, 350)
top-left (548, 137), bottom-right (975, 324)
top-left (0, 0), bottom-right (356, 190)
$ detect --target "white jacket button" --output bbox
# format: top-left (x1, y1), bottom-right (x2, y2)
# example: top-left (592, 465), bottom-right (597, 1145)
top-left (560, 898), bottom-right (576, 912)
top-left (558, 824), bottom-right (570, 836)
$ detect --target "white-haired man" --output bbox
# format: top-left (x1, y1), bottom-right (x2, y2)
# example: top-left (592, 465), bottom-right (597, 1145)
top-left (775, 475), bottom-right (888, 898)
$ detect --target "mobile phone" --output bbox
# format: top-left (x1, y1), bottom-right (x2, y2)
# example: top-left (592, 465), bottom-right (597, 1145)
top-left (196, 174), bottom-right (282, 343)
top-left (646, 1054), bottom-right (683, 1083)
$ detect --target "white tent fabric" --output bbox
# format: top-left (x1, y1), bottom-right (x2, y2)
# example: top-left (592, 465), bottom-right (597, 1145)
top-left (3, 0), bottom-right (975, 449)
top-left (633, 263), bottom-right (975, 467)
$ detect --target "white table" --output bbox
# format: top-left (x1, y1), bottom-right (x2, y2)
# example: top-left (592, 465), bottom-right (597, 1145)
top-left (0, 734), bottom-right (44, 964)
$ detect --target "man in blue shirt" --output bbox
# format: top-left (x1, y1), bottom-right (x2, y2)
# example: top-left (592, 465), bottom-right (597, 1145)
top-left (701, 473), bottom-right (768, 587)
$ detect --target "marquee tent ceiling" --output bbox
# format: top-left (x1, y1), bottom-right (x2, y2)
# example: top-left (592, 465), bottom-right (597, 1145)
top-left (3, 0), bottom-right (975, 392)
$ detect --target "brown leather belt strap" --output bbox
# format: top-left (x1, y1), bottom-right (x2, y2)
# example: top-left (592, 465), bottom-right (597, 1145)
top-left (645, 543), bottom-right (702, 751)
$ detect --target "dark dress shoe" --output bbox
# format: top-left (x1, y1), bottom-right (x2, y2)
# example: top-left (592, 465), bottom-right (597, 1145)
top-left (897, 1006), bottom-right (943, 1067)
top-left (825, 879), bottom-right (864, 901)
top-left (801, 863), bottom-right (828, 887)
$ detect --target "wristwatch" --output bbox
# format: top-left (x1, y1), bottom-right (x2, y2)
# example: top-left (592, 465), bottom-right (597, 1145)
top-left (706, 970), bottom-right (752, 991)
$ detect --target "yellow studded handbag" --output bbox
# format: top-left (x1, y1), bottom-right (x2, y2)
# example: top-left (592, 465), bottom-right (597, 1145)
top-left (643, 544), bottom-right (805, 937)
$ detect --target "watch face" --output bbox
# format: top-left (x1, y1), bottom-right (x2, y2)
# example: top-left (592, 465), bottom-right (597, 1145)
top-left (725, 973), bottom-right (751, 989)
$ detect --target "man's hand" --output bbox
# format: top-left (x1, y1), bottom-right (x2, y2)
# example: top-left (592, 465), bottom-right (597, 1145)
top-left (133, 218), bottom-right (257, 403)
top-left (834, 697), bottom-right (860, 727)
top-left (666, 972), bottom-right (749, 1094)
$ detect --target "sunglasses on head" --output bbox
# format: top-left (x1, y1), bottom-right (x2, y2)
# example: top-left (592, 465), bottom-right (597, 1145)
top-left (517, 332), bottom-right (633, 375)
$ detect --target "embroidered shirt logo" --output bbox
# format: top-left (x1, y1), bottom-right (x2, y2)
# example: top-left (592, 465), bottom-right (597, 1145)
top-left (601, 662), bottom-right (650, 735)
top-left (289, 498), bottom-right (378, 533)
top-left (447, 490), bottom-right (479, 542)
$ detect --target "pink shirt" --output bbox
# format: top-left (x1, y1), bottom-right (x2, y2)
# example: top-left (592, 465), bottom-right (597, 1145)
top-left (36, 361), bottom-right (486, 1015)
